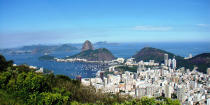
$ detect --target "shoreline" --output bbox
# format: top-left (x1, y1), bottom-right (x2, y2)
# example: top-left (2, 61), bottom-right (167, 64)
top-left (54, 57), bottom-right (112, 64)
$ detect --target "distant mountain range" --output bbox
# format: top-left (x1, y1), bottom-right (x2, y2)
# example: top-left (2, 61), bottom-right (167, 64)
top-left (0, 44), bottom-right (78, 54)
top-left (133, 47), bottom-right (210, 73)
top-left (94, 41), bottom-right (119, 45)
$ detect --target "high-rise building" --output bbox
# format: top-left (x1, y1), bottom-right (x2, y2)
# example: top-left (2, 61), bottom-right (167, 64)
top-left (160, 69), bottom-right (164, 76)
top-left (137, 64), bottom-right (143, 74)
top-left (165, 84), bottom-right (173, 98)
top-left (146, 86), bottom-right (154, 97)
top-left (168, 59), bottom-right (172, 67)
top-left (207, 68), bottom-right (210, 75)
top-left (172, 57), bottom-right (176, 69)
top-left (135, 85), bottom-right (154, 98)
top-left (135, 87), bottom-right (146, 98)
top-left (177, 86), bottom-right (186, 103)
top-left (164, 54), bottom-right (168, 66)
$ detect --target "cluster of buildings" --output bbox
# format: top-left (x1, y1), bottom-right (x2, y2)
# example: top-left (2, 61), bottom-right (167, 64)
top-left (184, 53), bottom-right (193, 60)
top-left (124, 58), bottom-right (159, 66)
top-left (164, 54), bottom-right (177, 69)
top-left (54, 58), bottom-right (88, 62)
top-left (54, 57), bottom-right (114, 63)
top-left (81, 54), bottom-right (210, 105)
top-left (13, 64), bottom-right (45, 73)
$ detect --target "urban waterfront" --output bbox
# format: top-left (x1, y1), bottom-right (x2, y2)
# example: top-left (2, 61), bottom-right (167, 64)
top-left (2, 42), bottom-right (210, 79)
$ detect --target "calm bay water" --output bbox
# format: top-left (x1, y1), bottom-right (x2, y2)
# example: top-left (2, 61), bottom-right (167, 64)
top-left (2, 42), bottom-right (210, 78)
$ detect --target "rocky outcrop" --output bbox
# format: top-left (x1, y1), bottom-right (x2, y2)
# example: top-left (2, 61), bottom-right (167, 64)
top-left (82, 40), bottom-right (94, 51)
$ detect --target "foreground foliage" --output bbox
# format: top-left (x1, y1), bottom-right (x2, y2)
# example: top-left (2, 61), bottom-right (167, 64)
top-left (0, 54), bottom-right (180, 105)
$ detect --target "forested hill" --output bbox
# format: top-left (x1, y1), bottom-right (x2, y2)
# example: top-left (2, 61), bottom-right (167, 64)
top-left (188, 53), bottom-right (210, 73)
top-left (21, 44), bottom-right (78, 53)
top-left (70, 48), bottom-right (115, 61)
top-left (133, 47), bottom-right (183, 62)
top-left (0, 54), bottom-right (180, 105)
top-left (0, 44), bottom-right (78, 54)
top-left (133, 47), bottom-right (210, 73)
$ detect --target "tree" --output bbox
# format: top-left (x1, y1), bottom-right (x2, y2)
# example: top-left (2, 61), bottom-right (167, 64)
top-left (39, 92), bottom-right (69, 105)
top-left (0, 71), bottom-right (12, 88)
top-left (0, 54), bottom-right (13, 72)
top-left (15, 72), bottom-right (49, 99)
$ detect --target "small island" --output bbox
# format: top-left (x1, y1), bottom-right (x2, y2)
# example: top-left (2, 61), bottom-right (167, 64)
top-left (38, 55), bottom-right (55, 61)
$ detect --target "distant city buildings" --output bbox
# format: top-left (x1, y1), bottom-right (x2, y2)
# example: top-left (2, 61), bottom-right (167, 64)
top-left (125, 58), bottom-right (136, 66)
top-left (35, 67), bottom-right (44, 73)
top-left (113, 58), bottom-right (125, 64)
top-left (184, 53), bottom-right (193, 59)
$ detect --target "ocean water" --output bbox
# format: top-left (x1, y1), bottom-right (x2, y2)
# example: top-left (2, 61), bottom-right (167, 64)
top-left (2, 42), bottom-right (210, 78)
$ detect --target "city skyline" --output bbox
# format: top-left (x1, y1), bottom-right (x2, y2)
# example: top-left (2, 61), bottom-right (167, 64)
top-left (0, 0), bottom-right (210, 48)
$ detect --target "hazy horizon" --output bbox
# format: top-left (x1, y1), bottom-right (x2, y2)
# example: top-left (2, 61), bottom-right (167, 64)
top-left (1, 41), bottom-right (210, 49)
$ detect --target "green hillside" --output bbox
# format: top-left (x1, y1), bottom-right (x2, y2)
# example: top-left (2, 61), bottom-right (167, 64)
top-left (70, 48), bottom-right (115, 61)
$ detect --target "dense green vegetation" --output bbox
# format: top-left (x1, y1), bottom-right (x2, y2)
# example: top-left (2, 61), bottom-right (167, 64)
top-left (70, 48), bottom-right (115, 61)
top-left (188, 53), bottom-right (210, 73)
top-left (39, 55), bottom-right (55, 60)
top-left (0, 54), bottom-right (180, 105)
top-left (0, 55), bottom-right (13, 72)
top-left (104, 66), bottom-right (138, 76)
top-left (115, 65), bottom-right (138, 73)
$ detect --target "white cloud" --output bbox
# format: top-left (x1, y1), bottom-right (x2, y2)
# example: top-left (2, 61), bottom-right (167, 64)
top-left (133, 26), bottom-right (172, 31)
top-left (197, 24), bottom-right (209, 27)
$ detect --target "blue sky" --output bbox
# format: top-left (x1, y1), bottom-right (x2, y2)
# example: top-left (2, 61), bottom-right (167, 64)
top-left (0, 0), bottom-right (210, 48)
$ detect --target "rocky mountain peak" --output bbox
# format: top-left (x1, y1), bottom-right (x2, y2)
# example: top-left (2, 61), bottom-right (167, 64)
top-left (82, 40), bottom-right (94, 51)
